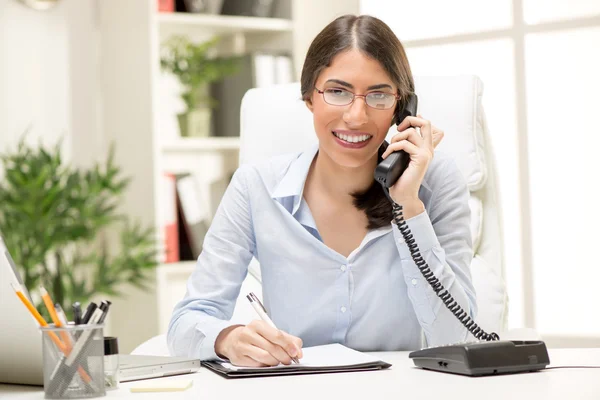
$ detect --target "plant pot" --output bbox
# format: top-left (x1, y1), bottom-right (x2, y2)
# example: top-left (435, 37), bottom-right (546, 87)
top-left (177, 108), bottom-right (212, 137)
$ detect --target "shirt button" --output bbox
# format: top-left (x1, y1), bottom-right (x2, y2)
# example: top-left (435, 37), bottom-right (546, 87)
top-left (340, 265), bottom-right (347, 272)
top-left (398, 237), bottom-right (405, 244)
top-left (411, 279), bottom-right (418, 286)
top-left (340, 306), bottom-right (347, 313)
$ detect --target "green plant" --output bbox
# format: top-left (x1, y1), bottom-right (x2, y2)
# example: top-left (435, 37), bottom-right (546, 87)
top-left (160, 36), bottom-right (240, 112)
top-left (0, 137), bottom-right (158, 319)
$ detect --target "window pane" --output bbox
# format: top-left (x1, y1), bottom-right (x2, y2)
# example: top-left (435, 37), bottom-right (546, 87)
top-left (405, 40), bottom-right (524, 328)
top-left (524, 0), bottom-right (600, 24)
top-left (359, 0), bottom-right (513, 41)
top-left (525, 27), bottom-right (600, 335)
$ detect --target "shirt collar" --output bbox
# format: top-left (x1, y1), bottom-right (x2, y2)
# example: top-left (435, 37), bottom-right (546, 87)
top-left (271, 143), bottom-right (433, 216)
top-left (271, 144), bottom-right (319, 215)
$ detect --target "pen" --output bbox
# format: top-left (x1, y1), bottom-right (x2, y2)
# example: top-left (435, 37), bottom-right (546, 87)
top-left (81, 302), bottom-right (98, 325)
top-left (246, 292), bottom-right (300, 364)
top-left (97, 300), bottom-right (112, 324)
top-left (54, 303), bottom-right (74, 348)
top-left (72, 302), bottom-right (82, 325)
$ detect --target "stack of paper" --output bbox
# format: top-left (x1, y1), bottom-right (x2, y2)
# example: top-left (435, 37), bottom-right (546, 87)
top-left (202, 343), bottom-right (392, 378)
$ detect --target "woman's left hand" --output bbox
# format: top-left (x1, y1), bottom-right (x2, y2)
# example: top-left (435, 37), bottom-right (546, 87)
top-left (381, 115), bottom-right (444, 217)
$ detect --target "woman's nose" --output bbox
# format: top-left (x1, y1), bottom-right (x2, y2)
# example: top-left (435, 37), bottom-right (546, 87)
top-left (343, 97), bottom-right (369, 127)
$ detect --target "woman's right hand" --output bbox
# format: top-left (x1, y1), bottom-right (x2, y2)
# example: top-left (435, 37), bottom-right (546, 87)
top-left (214, 320), bottom-right (304, 367)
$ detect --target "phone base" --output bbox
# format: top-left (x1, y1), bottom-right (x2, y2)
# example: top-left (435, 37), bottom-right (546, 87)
top-left (409, 340), bottom-right (550, 376)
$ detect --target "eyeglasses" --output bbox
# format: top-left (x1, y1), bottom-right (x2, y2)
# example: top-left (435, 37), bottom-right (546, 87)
top-left (315, 87), bottom-right (400, 110)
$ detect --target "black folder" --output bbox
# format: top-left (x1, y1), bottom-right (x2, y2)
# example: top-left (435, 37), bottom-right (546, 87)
top-left (201, 344), bottom-right (392, 379)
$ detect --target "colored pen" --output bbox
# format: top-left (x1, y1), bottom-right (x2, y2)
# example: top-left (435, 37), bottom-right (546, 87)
top-left (246, 292), bottom-right (300, 364)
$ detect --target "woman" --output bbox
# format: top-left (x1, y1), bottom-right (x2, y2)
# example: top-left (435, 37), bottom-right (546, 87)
top-left (168, 14), bottom-right (476, 367)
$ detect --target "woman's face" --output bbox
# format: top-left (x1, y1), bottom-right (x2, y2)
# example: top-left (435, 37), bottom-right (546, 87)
top-left (306, 48), bottom-right (397, 169)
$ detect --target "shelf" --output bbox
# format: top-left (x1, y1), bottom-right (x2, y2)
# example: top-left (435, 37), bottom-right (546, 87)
top-left (157, 12), bottom-right (293, 36)
top-left (161, 136), bottom-right (240, 152)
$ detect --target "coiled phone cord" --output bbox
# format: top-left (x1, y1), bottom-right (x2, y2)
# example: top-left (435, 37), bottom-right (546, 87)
top-left (384, 188), bottom-right (500, 342)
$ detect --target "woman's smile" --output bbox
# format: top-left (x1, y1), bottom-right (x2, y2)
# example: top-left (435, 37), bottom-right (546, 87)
top-left (331, 129), bottom-right (373, 149)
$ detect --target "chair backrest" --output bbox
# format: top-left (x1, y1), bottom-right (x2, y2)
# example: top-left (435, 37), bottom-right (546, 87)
top-left (239, 76), bottom-right (508, 334)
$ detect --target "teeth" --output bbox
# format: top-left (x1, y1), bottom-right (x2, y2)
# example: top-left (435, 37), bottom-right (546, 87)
top-left (334, 132), bottom-right (371, 143)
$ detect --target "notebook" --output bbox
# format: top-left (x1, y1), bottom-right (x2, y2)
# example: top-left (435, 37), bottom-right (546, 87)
top-left (202, 343), bottom-right (392, 378)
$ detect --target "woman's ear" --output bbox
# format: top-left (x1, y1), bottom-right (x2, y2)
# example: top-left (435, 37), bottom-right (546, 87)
top-left (305, 98), bottom-right (314, 113)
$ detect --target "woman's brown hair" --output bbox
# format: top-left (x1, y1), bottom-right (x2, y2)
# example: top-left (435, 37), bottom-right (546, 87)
top-left (300, 14), bottom-right (415, 229)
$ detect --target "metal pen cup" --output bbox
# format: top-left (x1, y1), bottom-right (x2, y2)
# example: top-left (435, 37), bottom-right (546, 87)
top-left (40, 324), bottom-right (106, 399)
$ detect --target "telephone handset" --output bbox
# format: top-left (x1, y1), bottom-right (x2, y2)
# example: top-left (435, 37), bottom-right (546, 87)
top-left (374, 93), bottom-right (418, 189)
top-left (374, 93), bottom-right (550, 376)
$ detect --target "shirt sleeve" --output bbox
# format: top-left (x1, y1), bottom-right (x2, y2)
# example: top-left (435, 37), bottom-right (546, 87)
top-left (392, 157), bottom-right (477, 347)
top-left (167, 166), bottom-right (255, 360)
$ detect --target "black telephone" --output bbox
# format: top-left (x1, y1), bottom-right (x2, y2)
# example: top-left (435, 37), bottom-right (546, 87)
top-left (374, 94), bottom-right (418, 189)
top-left (375, 93), bottom-right (550, 376)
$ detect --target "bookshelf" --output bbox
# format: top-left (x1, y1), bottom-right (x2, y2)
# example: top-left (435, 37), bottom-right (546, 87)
top-left (97, 0), bottom-right (360, 353)
top-left (157, 12), bottom-right (294, 36)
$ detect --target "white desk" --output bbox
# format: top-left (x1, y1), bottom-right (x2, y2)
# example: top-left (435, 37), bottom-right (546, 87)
top-left (2, 348), bottom-right (599, 400)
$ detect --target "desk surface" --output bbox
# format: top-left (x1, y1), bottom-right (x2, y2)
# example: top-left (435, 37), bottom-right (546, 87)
top-left (2, 348), bottom-right (599, 400)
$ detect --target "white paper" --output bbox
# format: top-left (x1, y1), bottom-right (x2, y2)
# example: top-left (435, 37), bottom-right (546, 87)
top-left (218, 343), bottom-right (382, 370)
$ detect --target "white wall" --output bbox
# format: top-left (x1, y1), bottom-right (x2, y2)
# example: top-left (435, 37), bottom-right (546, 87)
top-left (0, 0), bottom-right (72, 157)
top-left (0, 0), bottom-right (102, 166)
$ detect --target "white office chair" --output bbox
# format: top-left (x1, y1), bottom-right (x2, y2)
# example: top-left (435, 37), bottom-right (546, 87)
top-left (132, 76), bottom-right (510, 356)
top-left (238, 76), bottom-right (508, 337)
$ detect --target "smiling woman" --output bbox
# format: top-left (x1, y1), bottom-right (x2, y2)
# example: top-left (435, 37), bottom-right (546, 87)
top-left (168, 14), bottom-right (476, 368)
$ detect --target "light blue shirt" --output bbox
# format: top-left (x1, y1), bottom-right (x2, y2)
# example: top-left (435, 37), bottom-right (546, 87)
top-left (168, 145), bottom-right (477, 360)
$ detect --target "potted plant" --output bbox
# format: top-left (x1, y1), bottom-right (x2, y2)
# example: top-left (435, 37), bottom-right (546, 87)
top-left (0, 137), bottom-right (159, 320)
top-left (160, 36), bottom-right (239, 137)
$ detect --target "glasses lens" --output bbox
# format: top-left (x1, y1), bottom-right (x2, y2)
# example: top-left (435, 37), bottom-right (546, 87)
top-left (323, 88), bottom-right (354, 106)
top-left (366, 92), bottom-right (396, 109)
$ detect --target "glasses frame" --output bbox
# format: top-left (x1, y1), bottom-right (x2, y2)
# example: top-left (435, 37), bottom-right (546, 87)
top-left (314, 87), bottom-right (401, 110)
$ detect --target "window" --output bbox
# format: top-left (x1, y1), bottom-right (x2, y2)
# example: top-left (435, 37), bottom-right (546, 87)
top-left (361, 0), bottom-right (600, 340)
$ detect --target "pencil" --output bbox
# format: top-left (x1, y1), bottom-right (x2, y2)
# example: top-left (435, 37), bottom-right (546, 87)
top-left (11, 283), bottom-right (93, 384)
top-left (11, 283), bottom-right (66, 352)
top-left (40, 287), bottom-right (61, 325)
top-left (40, 286), bottom-right (71, 347)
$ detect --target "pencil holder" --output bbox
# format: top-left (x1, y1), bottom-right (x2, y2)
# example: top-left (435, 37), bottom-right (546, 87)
top-left (40, 324), bottom-right (106, 399)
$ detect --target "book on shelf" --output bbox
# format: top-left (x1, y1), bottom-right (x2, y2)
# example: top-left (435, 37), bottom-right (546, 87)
top-left (161, 172), bottom-right (179, 263)
top-left (160, 172), bottom-right (211, 263)
top-left (211, 52), bottom-right (293, 137)
top-left (175, 173), bottom-right (211, 261)
top-left (157, 0), bottom-right (175, 12)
